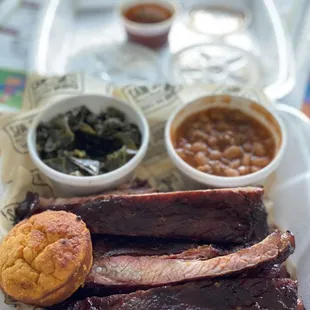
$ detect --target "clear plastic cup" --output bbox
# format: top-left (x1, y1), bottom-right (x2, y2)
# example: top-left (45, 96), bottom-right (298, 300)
top-left (118, 0), bottom-right (180, 49)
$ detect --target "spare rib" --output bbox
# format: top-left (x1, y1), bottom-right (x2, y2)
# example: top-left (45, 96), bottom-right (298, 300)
top-left (85, 231), bottom-right (294, 290)
top-left (49, 278), bottom-right (299, 310)
top-left (17, 187), bottom-right (267, 244)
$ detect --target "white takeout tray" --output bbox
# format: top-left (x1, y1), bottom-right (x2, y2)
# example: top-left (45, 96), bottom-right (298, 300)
top-left (28, 0), bottom-right (295, 101)
top-left (0, 103), bottom-right (309, 309)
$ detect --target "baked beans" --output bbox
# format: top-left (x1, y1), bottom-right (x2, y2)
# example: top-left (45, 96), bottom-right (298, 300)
top-left (174, 107), bottom-right (276, 177)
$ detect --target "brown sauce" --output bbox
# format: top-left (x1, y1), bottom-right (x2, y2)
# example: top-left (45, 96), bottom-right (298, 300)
top-left (174, 107), bottom-right (276, 177)
top-left (124, 4), bottom-right (173, 24)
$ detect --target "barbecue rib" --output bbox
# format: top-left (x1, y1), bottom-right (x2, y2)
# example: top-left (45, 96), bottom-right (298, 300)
top-left (72, 236), bottom-right (229, 297)
top-left (16, 187), bottom-right (267, 244)
top-left (49, 278), bottom-right (299, 310)
top-left (85, 231), bottom-right (294, 291)
top-left (91, 236), bottom-right (289, 276)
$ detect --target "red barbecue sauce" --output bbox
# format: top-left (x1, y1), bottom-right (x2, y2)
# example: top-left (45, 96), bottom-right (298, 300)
top-left (123, 3), bottom-right (174, 48)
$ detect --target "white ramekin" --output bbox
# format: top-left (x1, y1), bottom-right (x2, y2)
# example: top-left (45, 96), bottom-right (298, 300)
top-left (165, 94), bottom-right (287, 188)
top-left (27, 94), bottom-right (149, 196)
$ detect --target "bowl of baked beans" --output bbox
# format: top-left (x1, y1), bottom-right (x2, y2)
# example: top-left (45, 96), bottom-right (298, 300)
top-left (165, 94), bottom-right (287, 188)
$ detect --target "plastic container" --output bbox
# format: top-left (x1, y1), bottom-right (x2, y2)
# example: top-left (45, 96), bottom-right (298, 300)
top-left (30, 0), bottom-right (295, 100)
top-left (187, 4), bottom-right (252, 37)
top-left (27, 94), bottom-right (150, 196)
top-left (0, 0), bottom-right (20, 27)
top-left (281, 4), bottom-right (310, 110)
top-left (118, 0), bottom-right (180, 48)
top-left (165, 94), bottom-right (287, 188)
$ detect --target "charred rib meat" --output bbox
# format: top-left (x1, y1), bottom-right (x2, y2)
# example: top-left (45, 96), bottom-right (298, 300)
top-left (50, 278), bottom-right (299, 310)
top-left (85, 231), bottom-right (294, 291)
top-left (17, 187), bottom-right (267, 244)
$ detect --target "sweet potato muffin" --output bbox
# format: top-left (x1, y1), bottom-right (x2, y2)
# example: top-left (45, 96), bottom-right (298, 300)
top-left (0, 210), bottom-right (92, 307)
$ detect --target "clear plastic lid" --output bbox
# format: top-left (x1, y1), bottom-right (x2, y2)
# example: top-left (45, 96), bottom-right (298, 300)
top-left (188, 5), bottom-right (251, 36)
top-left (66, 43), bottom-right (163, 85)
top-left (168, 43), bottom-right (260, 88)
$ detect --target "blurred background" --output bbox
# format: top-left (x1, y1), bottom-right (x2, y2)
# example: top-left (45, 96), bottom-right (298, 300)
top-left (0, 0), bottom-right (309, 115)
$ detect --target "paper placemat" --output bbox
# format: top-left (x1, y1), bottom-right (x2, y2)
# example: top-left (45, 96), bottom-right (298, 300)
top-left (0, 73), bottom-right (286, 309)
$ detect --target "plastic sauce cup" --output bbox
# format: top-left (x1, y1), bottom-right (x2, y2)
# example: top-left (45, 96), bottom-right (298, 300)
top-left (118, 0), bottom-right (180, 49)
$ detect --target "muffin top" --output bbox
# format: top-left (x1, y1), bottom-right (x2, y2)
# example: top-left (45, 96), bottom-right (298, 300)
top-left (0, 210), bottom-right (92, 307)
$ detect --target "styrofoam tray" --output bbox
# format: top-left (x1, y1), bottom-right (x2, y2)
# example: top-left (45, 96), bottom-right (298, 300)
top-left (0, 103), bottom-right (309, 308)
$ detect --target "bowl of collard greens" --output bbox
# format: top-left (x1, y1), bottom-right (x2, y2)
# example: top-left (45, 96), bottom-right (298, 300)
top-left (27, 94), bottom-right (149, 196)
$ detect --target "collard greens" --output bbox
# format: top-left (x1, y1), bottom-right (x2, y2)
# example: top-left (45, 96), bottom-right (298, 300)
top-left (36, 106), bottom-right (142, 176)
